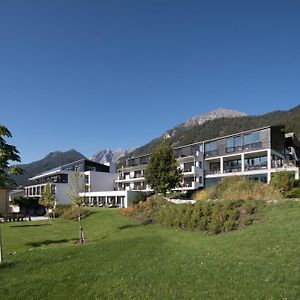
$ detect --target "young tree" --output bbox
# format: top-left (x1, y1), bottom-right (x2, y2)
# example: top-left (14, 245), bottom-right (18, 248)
top-left (145, 141), bottom-right (182, 195)
top-left (65, 172), bottom-right (86, 244)
top-left (0, 124), bottom-right (24, 264)
top-left (40, 183), bottom-right (56, 224)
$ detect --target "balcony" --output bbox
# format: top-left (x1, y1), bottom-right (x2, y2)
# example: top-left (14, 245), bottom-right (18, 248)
top-left (226, 146), bottom-right (243, 153)
top-left (243, 142), bottom-right (262, 151)
top-left (245, 164), bottom-right (267, 171)
top-left (205, 150), bottom-right (218, 158)
top-left (271, 160), bottom-right (297, 169)
top-left (133, 173), bottom-right (144, 179)
top-left (205, 169), bottom-right (221, 175)
top-left (223, 167), bottom-right (242, 173)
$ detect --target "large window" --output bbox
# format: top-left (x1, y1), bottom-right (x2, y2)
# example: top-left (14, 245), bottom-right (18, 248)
top-left (224, 159), bottom-right (241, 172)
top-left (244, 156), bottom-right (268, 170)
top-left (205, 141), bottom-right (218, 156)
top-left (226, 136), bottom-right (242, 153)
top-left (244, 131), bottom-right (260, 146)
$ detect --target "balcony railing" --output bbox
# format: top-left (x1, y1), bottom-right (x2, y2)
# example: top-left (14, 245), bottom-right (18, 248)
top-left (205, 150), bottom-right (218, 158)
top-left (271, 160), bottom-right (297, 168)
top-left (205, 142), bottom-right (263, 158)
top-left (226, 146), bottom-right (243, 153)
top-left (245, 164), bottom-right (267, 171)
top-left (243, 142), bottom-right (262, 151)
top-left (205, 169), bottom-right (221, 175)
top-left (223, 167), bottom-right (242, 173)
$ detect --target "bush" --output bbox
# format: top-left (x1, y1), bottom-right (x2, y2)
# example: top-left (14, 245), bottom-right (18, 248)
top-left (271, 172), bottom-right (295, 197)
top-left (120, 195), bottom-right (167, 224)
top-left (192, 189), bottom-right (212, 201)
top-left (288, 187), bottom-right (300, 198)
top-left (54, 204), bottom-right (71, 218)
top-left (157, 199), bottom-right (261, 234)
top-left (60, 207), bottom-right (90, 220)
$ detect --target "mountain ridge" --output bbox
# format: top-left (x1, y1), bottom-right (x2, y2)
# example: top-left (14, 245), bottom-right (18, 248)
top-left (163, 108), bottom-right (247, 139)
top-left (121, 105), bottom-right (300, 160)
top-left (11, 149), bottom-right (86, 187)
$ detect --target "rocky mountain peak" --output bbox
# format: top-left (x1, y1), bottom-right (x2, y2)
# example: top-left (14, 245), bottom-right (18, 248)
top-left (163, 108), bottom-right (247, 139)
top-left (183, 108), bottom-right (247, 127)
top-left (91, 148), bottom-right (135, 164)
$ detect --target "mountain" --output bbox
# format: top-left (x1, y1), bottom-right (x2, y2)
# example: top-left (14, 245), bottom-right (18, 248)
top-left (11, 149), bottom-right (86, 187)
top-left (163, 108), bottom-right (246, 139)
top-left (91, 148), bottom-right (135, 164)
top-left (121, 105), bottom-right (300, 161)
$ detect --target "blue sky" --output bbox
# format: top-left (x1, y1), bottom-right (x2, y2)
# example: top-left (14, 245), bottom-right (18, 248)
top-left (1, 0), bottom-right (300, 163)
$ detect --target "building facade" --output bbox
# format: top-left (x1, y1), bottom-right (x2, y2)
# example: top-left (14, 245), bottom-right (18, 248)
top-left (24, 126), bottom-right (300, 208)
top-left (25, 159), bottom-right (117, 204)
top-left (117, 126), bottom-right (300, 192)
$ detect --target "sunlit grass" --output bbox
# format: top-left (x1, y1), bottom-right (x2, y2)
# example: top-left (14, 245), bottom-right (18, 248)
top-left (1, 202), bottom-right (299, 299)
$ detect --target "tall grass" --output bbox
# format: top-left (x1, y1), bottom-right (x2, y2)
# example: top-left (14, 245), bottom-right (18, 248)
top-left (192, 177), bottom-right (282, 201)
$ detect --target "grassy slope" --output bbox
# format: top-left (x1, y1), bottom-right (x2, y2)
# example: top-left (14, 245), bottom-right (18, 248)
top-left (1, 202), bottom-right (299, 300)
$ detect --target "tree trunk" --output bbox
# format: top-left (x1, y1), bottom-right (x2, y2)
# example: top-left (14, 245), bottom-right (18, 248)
top-left (0, 224), bottom-right (3, 264)
top-left (48, 210), bottom-right (52, 225)
top-left (78, 206), bottom-right (85, 244)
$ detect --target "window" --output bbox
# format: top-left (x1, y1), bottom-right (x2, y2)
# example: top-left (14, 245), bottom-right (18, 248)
top-left (244, 131), bottom-right (260, 145)
top-left (244, 156), bottom-right (268, 170)
top-left (205, 141), bottom-right (217, 151)
top-left (205, 141), bottom-right (218, 156)
top-left (183, 162), bottom-right (193, 172)
top-left (224, 159), bottom-right (241, 172)
top-left (226, 136), bottom-right (242, 153)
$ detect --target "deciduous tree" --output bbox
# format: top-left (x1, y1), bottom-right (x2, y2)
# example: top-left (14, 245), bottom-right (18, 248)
top-left (0, 124), bottom-right (24, 264)
top-left (40, 183), bottom-right (56, 224)
top-left (65, 172), bottom-right (86, 244)
top-left (145, 141), bottom-right (182, 195)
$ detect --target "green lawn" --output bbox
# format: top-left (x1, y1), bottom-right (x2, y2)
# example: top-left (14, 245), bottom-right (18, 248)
top-left (1, 201), bottom-right (300, 299)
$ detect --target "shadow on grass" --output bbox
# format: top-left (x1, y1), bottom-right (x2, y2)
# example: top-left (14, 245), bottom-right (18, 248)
top-left (10, 224), bottom-right (51, 228)
top-left (117, 223), bottom-right (147, 230)
top-left (100, 223), bottom-right (146, 240)
top-left (0, 261), bottom-right (17, 270)
top-left (26, 238), bottom-right (78, 247)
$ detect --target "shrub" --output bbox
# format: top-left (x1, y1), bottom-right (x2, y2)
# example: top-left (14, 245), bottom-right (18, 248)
top-left (271, 172), bottom-right (295, 197)
top-left (120, 195), bottom-right (167, 224)
top-left (54, 204), bottom-right (71, 218)
top-left (60, 207), bottom-right (90, 220)
top-left (192, 189), bottom-right (212, 201)
top-left (288, 187), bottom-right (300, 198)
top-left (121, 188), bottom-right (263, 235)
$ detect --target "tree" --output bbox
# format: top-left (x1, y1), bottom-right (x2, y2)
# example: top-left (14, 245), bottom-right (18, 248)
top-left (40, 183), bottom-right (56, 224)
top-left (145, 141), bottom-right (182, 195)
top-left (0, 125), bottom-right (23, 187)
top-left (65, 172), bottom-right (86, 244)
top-left (0, 124), bottom-right (24, 264)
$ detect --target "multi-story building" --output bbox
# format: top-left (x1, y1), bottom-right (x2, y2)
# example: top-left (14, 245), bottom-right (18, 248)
top-left (116, 126), bottom-right (300, 192)
top-left (25, 159), bottom-right (117, 204)
top-left (24, 125), bottom-right (300, 208)
top-left (116, 148), bottom-right (204, 192)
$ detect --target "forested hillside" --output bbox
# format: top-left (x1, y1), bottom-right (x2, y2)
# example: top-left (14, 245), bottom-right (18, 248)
top-left (122, 105), bottom-right (300, 159)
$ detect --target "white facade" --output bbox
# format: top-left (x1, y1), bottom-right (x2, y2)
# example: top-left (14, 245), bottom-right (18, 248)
top-left (25, 170), bottom-right (117, 205)
top-left (79, 190), bottom-right (143, 208)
